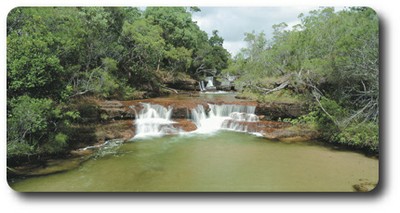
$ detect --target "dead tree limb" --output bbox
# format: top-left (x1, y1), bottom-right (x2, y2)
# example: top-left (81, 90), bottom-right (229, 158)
top-left (160, 85), bottom-right (178, 94)
top-left (253, 80), bottom-right (289, 95)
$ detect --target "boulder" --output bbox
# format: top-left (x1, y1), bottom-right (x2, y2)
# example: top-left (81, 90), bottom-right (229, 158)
top-left (173, 119), bottom-right (198, 132)
top-left (255, 102), bottom-right (309, 120)
top-left (353, 182), bottom-right (377, 192)
top-left (263, 128), bottom-right (320, 142)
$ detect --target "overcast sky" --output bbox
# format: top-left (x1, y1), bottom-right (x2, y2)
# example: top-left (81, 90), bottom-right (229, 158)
top-left (191, 7), bottom-right (323, 56)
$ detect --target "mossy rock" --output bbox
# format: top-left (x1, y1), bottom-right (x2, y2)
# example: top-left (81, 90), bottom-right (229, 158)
top-left (353, 182), bottom-right (377, 192)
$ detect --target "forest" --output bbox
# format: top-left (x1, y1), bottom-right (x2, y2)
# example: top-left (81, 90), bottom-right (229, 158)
top-left (7, 7), bottom-right (379, 163)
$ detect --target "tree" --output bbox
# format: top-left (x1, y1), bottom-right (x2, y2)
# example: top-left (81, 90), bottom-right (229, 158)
top-left (7, 8), bottom-right (65, 100)
top-left (298, 7), bottom-right (379, 124)
top-left (7, 96), bottom-right (69, 157)
top-left (144, 7), bottom-right (230, 78)
top-left (207, 30), bottom-right (230, 74)
top-left (120, 18), bottom-right (165, 90)
top-left (227, 7), bottom-right (379, 151)
top-left (193, 30), bottom-right (230, 77)
top-left (164, 45), bottom-right (193, 73)
top-left (144, 7), bottom-right (201, 50)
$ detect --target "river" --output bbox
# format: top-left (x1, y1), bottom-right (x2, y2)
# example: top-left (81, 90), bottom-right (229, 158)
top-left (9, 92), bottom-right (379, 192)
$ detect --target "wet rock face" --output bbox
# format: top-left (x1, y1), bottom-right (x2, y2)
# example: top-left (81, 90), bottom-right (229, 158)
top-left (98, 100), bottom-right (136, 120)
top-left (255, 102), bottom-right (309, 120)
top-left (164, 77), bottom-right (198, 91)
top-left (173, 119), bottom-right (198, 132)
top-left (95, 120), bottom-right (135, 143)
top-left (166, 82), bottom-right (197, 91)
top-left (172, 107), bottom-right (191, 119)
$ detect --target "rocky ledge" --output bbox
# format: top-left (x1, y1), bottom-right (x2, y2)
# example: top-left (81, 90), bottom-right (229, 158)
top-left (93, 98), bottom-right (318, 143)
top-left (255, 102), bottom-right (309, 120)
top-left (96, 98), bottom-right (308, 121)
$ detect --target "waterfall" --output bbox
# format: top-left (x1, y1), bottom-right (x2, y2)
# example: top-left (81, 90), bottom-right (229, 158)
top-left (191, 104), bottom-right (259, 134)
top-left (207, 78), bottom-right (214, 87)
top-left (132, 102), bottom-right (261, 139)
top-left (199, 81), bottom-right (206, 91)
top-left (133, 103), bottom-right (179, 139)
top-left (204, 76), bottom-right (216, 91)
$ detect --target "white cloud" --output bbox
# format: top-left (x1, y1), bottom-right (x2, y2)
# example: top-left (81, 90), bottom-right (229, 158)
top-left (192, 6), bottom-right (323, 56)
top-left (223, 40), bottom-right (246, 56)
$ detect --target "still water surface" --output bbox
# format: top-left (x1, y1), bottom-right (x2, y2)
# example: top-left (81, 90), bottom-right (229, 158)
top-left (10, 131), bottom-right (378, 192)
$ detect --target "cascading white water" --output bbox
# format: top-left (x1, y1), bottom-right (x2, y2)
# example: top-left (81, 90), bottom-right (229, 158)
top-left (204, 76), bottom-right (216, 91)
top-left (191, 104), bottom-right (259, 134)
top-left (207, 78), bottom-right (214, 87)
top-left (199, 81), bottom-right (206, 91)
top-left (132, 102), bottom-right (260, 139)
top-left (133, 103), bottom-right (179, 139)
top-left (228, 112), bottom-right (259, 122)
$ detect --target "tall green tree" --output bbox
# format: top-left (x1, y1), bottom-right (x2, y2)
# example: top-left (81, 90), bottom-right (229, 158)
top-left (120, 18), bottom-right (165, 90)
top-left (144, 7), bottom-right (229, 77)
top-left (206, 30), bottom-right (230, 74)
top-left (7, 8), bottom-right (65, 100)
top-left (144, 7), bottom-right (202, 50)
top-left (193, 30), bottom-right (230, 77)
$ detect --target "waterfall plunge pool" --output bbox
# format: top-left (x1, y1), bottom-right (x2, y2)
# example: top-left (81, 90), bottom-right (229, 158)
top-left (9, 131), bottom-right (378, 192)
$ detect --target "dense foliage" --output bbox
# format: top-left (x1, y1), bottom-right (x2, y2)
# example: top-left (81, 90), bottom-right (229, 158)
top-left (224, 7), bottom-right (379, 152)
top-left (7, 7), bottom-right (230, 160)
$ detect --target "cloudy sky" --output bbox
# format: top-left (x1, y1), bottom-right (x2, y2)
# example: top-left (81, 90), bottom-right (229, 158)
top-left (191, 7), bottom-right (322, 56)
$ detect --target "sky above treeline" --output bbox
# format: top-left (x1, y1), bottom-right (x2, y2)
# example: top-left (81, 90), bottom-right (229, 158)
top-left (191, 7), bottom-right (344, 56)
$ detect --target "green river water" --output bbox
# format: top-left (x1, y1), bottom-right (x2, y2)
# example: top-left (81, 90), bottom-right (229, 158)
top-left (10, 131), bottom-right (378, 192)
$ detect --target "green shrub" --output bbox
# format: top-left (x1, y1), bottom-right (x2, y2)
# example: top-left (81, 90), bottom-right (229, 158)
top-left (335, 122), bottom-right (379, 152)
top-left (7, 95), bottom-right (74, 159)
top-left (284, 110), bottom-right (319, 129)
top-left (7, 140), bottom-right (34, 157)
top-left (8, 96), bottom-right (51, 157)
top-left (8, 96), bottom-right (53, 135)
top-left (285, 98), bottom-right (379, 153)
top-left (39, 133), bottom-right (68, 154)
